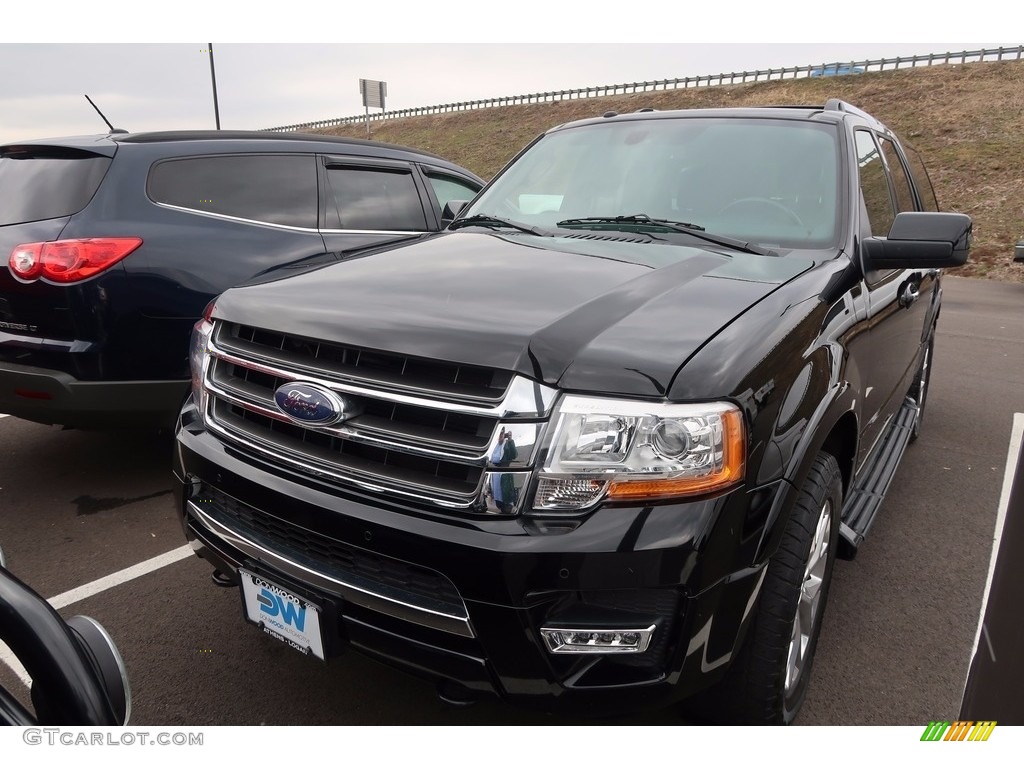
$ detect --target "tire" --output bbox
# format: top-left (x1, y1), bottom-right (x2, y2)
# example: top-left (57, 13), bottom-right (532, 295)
top-left (698, 452), bottom-right (843, 724)
top-left (909, 335), bottom-right (933, 443)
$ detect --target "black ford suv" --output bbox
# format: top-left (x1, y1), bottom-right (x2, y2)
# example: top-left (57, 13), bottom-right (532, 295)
top-left (173, 101), bottom-right (970, 723)
top-left (0, 131), bottom-right (483, 428)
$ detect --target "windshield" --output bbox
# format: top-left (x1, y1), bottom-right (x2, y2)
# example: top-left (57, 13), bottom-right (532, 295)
top-left (464, 116), bottom-right (841, 250)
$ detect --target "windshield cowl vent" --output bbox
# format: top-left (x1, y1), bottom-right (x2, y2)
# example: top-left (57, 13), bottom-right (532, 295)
top-left (560, 232), bottom-right (653, 244)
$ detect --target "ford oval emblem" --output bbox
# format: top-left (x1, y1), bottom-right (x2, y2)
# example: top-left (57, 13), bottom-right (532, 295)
top-left (274, 382), bottom-right (347, 426)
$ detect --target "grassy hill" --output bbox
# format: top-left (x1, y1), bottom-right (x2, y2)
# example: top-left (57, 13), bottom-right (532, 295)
top-left (315, 59), bottom-right (1024, 282)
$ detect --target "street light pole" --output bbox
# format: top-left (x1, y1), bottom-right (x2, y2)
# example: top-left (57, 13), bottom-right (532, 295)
top-left (208, 43), bottom-right (221, 130)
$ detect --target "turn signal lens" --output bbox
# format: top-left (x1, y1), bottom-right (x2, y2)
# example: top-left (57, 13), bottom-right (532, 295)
top-left (608, 408), bottom-right (745, 501)
top-left (8, 238), bottom-right (143, 283)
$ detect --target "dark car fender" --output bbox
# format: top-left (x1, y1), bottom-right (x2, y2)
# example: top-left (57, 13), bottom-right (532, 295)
top-left (667, 258), bottom-right (863, 569)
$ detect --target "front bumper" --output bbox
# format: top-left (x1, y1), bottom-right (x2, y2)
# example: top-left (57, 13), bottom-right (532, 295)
top-left (173, 402), bottom-right (782, 713)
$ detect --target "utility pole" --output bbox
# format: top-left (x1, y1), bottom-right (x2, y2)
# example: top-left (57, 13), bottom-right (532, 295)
top-left (208, 43), bottom-right (221, 130)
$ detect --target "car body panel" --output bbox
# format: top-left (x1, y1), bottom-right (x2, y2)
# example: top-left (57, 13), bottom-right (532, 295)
top-left (0, 131), bottom-right (484, 427)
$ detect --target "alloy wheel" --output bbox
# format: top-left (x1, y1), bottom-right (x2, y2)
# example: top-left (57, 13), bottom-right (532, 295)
top-left (785, 499), bottom-right (832, 694)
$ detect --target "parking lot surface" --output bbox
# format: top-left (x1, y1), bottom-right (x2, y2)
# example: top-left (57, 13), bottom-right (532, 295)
top-left (1, 275), bottom-right (1022, 725)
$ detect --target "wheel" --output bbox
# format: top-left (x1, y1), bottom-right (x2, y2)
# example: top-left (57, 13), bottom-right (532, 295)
top-left (909, 335), bottom-right (933, 443)
top-left (719, 197), bottom-right (804, 229)
top-left (698, 452), bottom-right (842, 724)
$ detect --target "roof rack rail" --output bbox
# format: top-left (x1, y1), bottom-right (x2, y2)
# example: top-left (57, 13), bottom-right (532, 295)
top-left (823, 99), bottom-right (878, 123)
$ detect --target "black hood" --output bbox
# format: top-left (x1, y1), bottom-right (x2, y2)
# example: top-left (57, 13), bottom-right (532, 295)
top-left (215, 231), bottom-right (814, 397)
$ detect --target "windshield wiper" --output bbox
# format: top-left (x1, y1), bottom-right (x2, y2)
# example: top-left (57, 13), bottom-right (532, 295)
top-left (558, 214), bottom-right (706, 232)
top-left (556, 214), bottom-right (777, 257)
top-left (449, 214), bottom-right (547, 236)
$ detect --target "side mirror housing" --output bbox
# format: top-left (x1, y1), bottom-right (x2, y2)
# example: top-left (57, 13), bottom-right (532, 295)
top-left (862, 212), bottom-right (972, 271)
top-left (441, 200), bottom-right (470, 226)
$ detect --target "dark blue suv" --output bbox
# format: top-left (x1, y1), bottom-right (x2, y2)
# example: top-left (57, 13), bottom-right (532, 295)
top-left (0, 131), bottom-right (483, 428)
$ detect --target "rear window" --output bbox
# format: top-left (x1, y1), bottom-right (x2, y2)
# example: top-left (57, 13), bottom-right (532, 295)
top-left (148, 154), bottom-right (318, 228)
top-left (0, 149), bottom-right (111, 226)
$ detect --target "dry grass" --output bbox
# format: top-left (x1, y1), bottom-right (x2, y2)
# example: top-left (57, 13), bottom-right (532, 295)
top-left (317, 60), bottom-right (1024, 283)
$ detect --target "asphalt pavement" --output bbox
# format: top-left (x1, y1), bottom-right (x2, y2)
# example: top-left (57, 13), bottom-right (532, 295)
top-left (1, 275), bottom-right (1021, 725)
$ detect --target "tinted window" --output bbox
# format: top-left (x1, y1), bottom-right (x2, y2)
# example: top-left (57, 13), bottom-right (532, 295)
top-left (148, 154), bottom-right (317, 228)
top-left (324, 167), bottom-right (426, 231)
top-left (426, 173), bottom-right (480, 212)
top-left (878, 137), bottom-right (916, 213)
top-left (903, 145), bottom-right (939, 211)
top-left (0, 150), bottom-right (111, 226)
top-left (854, 131), bottom-right (894, 237)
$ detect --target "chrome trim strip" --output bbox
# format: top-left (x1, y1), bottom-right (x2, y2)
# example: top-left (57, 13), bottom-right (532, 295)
top-left (318, 227), bottom-right (428, 235)
top-left (206, 377), bottom-right (489, 464)
top-left (153, 201), bottom-right (427, 236)
top-left (204, 406), bottom-right (477, 509)
top-left (152, 202), bottom-right (322, 232)
top-left (187, 501), bottom-right (474, 638)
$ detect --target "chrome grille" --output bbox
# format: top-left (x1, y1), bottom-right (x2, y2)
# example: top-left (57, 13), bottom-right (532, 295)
top-left (224, 323), bottom-right (512, 404)
top-left (202, 322), bottom-right (557, 511)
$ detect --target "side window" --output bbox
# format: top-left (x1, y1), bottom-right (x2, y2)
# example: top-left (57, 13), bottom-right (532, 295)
top-left (425, 173), bottom-right (481, 212)
top-left (878, 137), bottom-right (916, 212)
top-left (148, 154), bottom-right (317, 228)
top-left (902, 145), bottom-right (940, 212)
top-left (854, 130), bottom-right (895, 237)
top-left (323, 166), bottom-right (427, 231)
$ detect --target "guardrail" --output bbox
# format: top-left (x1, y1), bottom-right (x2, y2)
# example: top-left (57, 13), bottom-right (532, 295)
top-left (263, 46), bottom-right (1024, 133)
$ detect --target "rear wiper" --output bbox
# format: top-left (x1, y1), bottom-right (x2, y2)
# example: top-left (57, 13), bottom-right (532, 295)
top-left (449, 214), bottom-right (547, 236)
top-left (556, 214), bottom-right (777, 257)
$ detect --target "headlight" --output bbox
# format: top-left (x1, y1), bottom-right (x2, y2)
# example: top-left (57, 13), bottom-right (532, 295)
top-left (534, 396), bottom-right (745, 511)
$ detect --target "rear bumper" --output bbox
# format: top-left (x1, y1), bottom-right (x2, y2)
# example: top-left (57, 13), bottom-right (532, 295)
top-left (0, 360), bottom-right (187, 428)
top-left (173, 399), bottom-right (782, 713)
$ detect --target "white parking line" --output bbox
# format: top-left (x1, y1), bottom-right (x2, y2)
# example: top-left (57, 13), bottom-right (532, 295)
top-left (0, 414), bottom-right (9, 418)
top-left (965, 413), bottom-right (1023, 677)
top-left (0, 545), bottom-right (194, 687)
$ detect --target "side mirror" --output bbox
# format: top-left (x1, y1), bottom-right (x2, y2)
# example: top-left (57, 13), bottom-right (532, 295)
top-left (0, 561), bottom-right (131, 725)
top-left (862, 212), bottom-right (971, 271)
top-left (441, 200), bottom-right (470, 226)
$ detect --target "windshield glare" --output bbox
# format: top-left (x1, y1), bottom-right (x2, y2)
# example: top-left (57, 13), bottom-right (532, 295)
top-left (465, 117), bottom-right (841, 249)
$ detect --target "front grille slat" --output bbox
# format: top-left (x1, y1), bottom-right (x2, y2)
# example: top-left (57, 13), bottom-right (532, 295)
top-left (203, 322), bottom-right (555, 513)
top-left (214, 400), bottom-right (481, 504)
top-left (209, 366), bottom-right (491, 458)
top-left (221, 323), bottom-right (512, 405)
top-left (191, 489), bottom-right (470, 628)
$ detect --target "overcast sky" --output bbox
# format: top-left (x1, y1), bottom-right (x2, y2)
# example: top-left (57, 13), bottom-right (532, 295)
top-left (0, 3), bottom-right (1012, 144)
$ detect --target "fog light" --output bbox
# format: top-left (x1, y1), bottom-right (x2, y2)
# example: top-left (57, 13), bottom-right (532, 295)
top-left (540, 625), bottom-right (656, 654)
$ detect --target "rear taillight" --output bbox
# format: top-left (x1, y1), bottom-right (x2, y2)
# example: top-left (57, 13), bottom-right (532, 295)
top-left (8, 238), bottom-right (143, 283)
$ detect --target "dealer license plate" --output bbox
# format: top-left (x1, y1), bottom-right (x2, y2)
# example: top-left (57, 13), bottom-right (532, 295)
top-left (240, 569), bottom-right (325, 660)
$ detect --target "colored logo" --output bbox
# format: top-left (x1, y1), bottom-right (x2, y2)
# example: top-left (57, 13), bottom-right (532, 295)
top-left (920, 721), bottom-right (997, 741)
top-left (256, 588), bottom-right (307, 633)
top-left (274, 382), bottom-right (347, 426)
